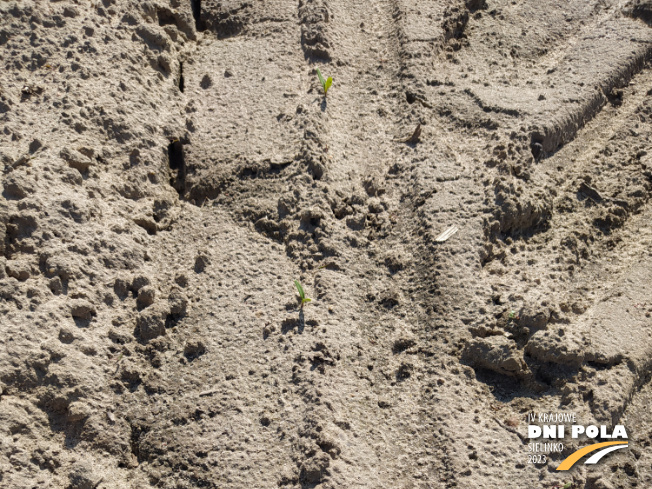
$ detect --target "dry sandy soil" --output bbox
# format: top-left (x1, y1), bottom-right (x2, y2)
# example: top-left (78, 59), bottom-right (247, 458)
top-left (1, 0), bottom-right (652, 488)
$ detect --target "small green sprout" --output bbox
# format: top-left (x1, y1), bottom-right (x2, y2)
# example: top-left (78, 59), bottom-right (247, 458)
top-left (294, 280), bottom-right (312, 306)
top-left (551, 481), bottom-right (573, 489)
top-left (316, 68), bottom-right (333, 96)
top-left (508, 310), bottom-right (520, 321)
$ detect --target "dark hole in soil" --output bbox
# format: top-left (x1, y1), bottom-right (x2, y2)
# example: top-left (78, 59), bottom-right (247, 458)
top-left (606, 88), bottom-right (623, 107)
top-left (129, 423), bottom-right (150, 463)
top-left (167, 139), bottom-right (186, 195)
top-left (178, 61), bottom-right (185, 93)
top-left (530, 140), bottom-right (543, 160)
top-left (405, 91), bottom-right (417, 104)
top-left (166, 313), bottom-right (184, 329)
top-left (190, 0), bottom-right (204, 31)
top-left (158, 9), bottom-right (177, 27)
top-left (269, 161), bottom-right (292, 174)
top-left (238, 166), bottom-right (258, 179)
top-left (134, 218), bottom-right (157, 236)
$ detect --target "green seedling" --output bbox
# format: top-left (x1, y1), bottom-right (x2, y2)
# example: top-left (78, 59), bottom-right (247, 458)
top-left (551, 482), bottom-right (573, 489)
top-left (316, 68), bottom-right (333, 96)
top-left (508, 310), bottom-right (520, 321)
top-left (294, 280), bottom-right (312, 306)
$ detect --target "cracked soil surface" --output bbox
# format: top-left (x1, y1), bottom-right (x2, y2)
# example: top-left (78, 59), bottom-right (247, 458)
top-left (1, 0), bottom-right (652, 488)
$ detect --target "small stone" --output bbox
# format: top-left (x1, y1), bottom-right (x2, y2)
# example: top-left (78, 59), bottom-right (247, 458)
top-left (5, 259), bottom-right (30, 281)
top-left (299, 452), bottom-right (330, 485)
top-left (462, 336), bottom-right (530, 379)
top-left (68, 461), bottom-right (101, 489)
top-left (28, 139), bottom-right (43, 153)
top-left (392, 333), bottom-right (416, 354)
top-left (384, 250), bottom-right (406, 274)
top-left (44, 254), bottom-right (72, 280)
top-left (184, 339), bottom-right (206, 359)
top-left (3, 174), bottom-right (34, 199)
top-left (194, 252), bottom-right (209, 273)
top-left (201, 74), bottom-right (213, 88)
top-left (58, 327), bottom-right (75, 344)
top-left (571, 302), bottom-right (586, 314)
top-left (133, 215), bottom-right (157, 235)
top-left (346, 214), bottom-right (366, 230)
top-left (168, 287), bottom-right (188, 315)
top-left (136, 304), bottom-right (167, 341)
top-left (63, 6), bottom-right (80, 18)
top-left (60, 147), bottom-right (92, 173)
top-left (378, 398), bottom-right (392, 408)
top-left (113, 276), bottom-right (130, 299)
top-left (579, 181), bottom-right (603, 203)
top-left (131, 275), bottom-right (150, 293)
top-left (77, 147), bottom-right (94, 158)
top-left (70, 299), bottom-right (95, 321)
top-left (175, 273), bottom-right (188, 287)
top-left (137, 286), bottom-right (156, 308)
top-left (518, 305), bottom-right (549, 332)
top-left (61, 167), bottom-right (83, 185)
top-left (67, 401), bottom-right (92, 422)
top-left (396, 362), bottom-right (413, 380)
top-left (108, 328), bottom-right (132, 344)
top-left (49, 277), bottom-right (63, 295)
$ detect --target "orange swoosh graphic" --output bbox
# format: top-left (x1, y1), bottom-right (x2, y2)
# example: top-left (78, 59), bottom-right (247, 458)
top-left (556, 441), bottom-right (628, 471)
